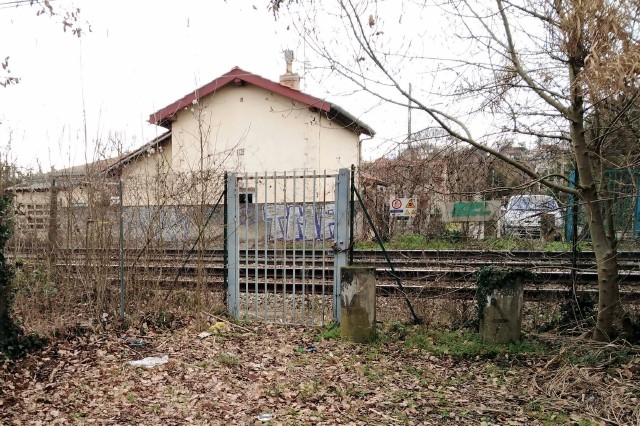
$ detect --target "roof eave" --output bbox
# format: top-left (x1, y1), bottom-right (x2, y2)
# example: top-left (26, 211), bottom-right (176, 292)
top-left (104, 131), bottom-right (172, 175)
top-left (328, 104), bottom-right (375, 137)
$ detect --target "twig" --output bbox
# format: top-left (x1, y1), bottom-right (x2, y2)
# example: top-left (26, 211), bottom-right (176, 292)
top-left (469, 406), bottom-right (509, 414)
top-left (119, 343), bottom-right (143, 357)
top-left (369, 408), bottom-right (402, 423)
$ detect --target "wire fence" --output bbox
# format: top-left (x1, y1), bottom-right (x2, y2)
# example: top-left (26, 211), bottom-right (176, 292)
top-left (4, 154), bottom-right (640, 335)
top-left (8, 171), bottom-right (227, 334)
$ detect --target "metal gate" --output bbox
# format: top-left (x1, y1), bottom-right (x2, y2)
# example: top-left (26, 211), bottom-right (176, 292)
top-left (225, 169), bottom-right (350, 325)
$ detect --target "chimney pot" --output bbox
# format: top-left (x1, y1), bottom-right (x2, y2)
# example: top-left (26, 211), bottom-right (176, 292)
top-left (280, 49), bottom-right (300, 90)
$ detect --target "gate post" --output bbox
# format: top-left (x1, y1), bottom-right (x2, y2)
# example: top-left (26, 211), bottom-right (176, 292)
top-left (226, 173), bottom-right (240, 319)
top-left (334, 168), bottom-right (350, 323)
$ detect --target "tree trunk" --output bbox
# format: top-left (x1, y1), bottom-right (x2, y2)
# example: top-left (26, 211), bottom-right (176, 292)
top-left (582, 189), bottom-right (621, 340)
top-left (568, 61), bottom-right (621, 341)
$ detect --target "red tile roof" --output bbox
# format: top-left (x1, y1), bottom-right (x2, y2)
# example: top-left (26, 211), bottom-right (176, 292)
top-left (149, 67), bottom-right (374, 136)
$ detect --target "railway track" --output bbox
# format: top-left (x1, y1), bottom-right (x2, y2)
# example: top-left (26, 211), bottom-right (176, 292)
top-left (11, 248), bottom-right (640, 267)
top-left (9, 248), bottom-right (640, 302)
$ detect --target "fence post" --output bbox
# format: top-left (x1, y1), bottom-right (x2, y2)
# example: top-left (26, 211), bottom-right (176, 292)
top-left (118, 179), bottom-right (126, 320)
top-left (48, 177), bottom-right (58, 270)
top-left (225, 173), bottom-right (239, 319)
top-left (334, 168), bottom-right (350, 323)
top-left (635, 175), bottom-right (640, 238)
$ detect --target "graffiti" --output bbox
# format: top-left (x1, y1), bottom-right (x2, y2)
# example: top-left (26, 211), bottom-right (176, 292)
top-left (263, 203), bottom-right (335, 241)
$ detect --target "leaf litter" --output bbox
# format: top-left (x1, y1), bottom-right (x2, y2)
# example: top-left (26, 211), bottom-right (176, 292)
top-left (0, 322), bottom-right (638, 425)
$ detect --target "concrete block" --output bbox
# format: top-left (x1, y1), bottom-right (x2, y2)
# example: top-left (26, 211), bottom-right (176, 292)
top-left (479, 277), bottom-right (524, 344)
top-left (340, 267), bottom-right (376, 342)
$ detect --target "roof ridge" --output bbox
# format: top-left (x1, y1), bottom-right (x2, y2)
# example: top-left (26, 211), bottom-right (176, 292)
top-left (148, 67), bottom-right (373, 136)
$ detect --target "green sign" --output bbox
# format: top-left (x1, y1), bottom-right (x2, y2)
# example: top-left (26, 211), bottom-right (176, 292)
top-left (452, 202), bottom-right (492, 218)
top-left (442, 200), bottom-right (500, 222)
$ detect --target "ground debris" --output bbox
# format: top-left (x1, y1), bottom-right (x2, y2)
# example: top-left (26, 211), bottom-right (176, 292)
top-left (0, 324), bottom-right (637, 424)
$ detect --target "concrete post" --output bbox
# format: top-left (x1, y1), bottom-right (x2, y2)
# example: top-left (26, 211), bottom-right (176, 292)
top-left (479, 277), bottom-right (524, 344)
top-left (340, 267), bottom-right (376, 342)
top-left (540, 212), bottom-right (561, 242)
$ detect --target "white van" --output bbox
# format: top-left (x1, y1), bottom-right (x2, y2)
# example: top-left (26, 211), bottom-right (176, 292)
top-left (502, 195), bottom-right (563, 238)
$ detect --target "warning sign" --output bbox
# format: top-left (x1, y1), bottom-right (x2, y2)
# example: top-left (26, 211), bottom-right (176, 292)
top-left (389, 197), bottom-right (418, 217)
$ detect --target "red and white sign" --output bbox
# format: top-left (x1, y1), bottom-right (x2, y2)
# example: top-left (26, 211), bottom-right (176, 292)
top-left (389, 197), bottom-right (418, 216)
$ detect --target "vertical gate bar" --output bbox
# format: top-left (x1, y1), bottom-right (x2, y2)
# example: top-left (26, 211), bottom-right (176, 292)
top-left (321, 171), bottom-right (327, 325)
top-left (349, 165), bottom-right (355, 266)
top-left (334, 168), bottom-right (350, 323)
top-left (244, 173), bottom-right (249, 319)
top-left (282, 171), bottom-right (287, 322)
top-left (311, 171), bottom-right (317, 326)
top-left (273, 171), bottom-right (278, 322)
top-left (301, 173), bottom-right (307, 324)
top-left (292, 170), bottom-right (297, 323)
top-left (263, 171), bottom-right (269, 321)
top-left (226, 172), bottom-right (239, 318)
top-left (224, 173), bottom-right (228, 308)
top-left (254, 172), bottom-right (259, 318)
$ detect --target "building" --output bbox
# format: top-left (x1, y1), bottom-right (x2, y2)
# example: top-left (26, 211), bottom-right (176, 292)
top-left (104, 59), bottom-right (373, 206)
top-left (8, 57), bottom-right (374, 245)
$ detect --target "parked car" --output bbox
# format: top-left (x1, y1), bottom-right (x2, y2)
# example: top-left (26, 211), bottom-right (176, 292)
top-left (501, 195), bottom-right (563, 238)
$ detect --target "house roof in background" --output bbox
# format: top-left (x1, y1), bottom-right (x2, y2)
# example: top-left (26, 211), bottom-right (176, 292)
top-left (360, 171), bottom-right (390, 187)
top-left (6, 157), bottom-right (125, 192)
top-left (103, 131), bottom-right (172, 176)
top-left (149, 67), bottom-right (374, 137)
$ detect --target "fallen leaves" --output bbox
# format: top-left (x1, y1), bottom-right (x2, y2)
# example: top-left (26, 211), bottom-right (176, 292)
top-left (0, 324), bottom-right (638, 424)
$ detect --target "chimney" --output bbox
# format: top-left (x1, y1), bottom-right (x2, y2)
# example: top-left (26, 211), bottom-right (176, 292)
top-left (279, 49), bottom-right (300, 90)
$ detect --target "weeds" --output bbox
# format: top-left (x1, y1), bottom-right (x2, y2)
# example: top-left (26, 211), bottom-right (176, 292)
top-left (559, 344), bottom-right (635, 368)
top-left (388, 326), bottom-right (546, 360)
top-left (355, 233), bottom-right (596, 251)
top-left (317, 322), bottom-right (340, 341)
top-left (0, 332), bottom-right (48, 361)
top-left (538, 296), bottom-right (596, 333)
top-left (214, 353), bottom-right (240, 367)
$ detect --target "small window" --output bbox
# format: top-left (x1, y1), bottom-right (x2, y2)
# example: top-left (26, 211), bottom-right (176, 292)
top-left (239, 193), bottom-right (253, 204)
top-left (237, 148), bottom-right (245, 156)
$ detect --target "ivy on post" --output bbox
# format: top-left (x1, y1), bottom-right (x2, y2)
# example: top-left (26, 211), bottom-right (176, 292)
top-left (0, 194), bottom-right (46, 358)
top-left (0, 195), bottom-right (17, 345)
top-left (475, 266), bottom-right (533, 344)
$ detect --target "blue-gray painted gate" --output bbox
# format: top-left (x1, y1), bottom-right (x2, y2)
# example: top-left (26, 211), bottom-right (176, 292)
top-left (225, 169), bottom-right (350, 325)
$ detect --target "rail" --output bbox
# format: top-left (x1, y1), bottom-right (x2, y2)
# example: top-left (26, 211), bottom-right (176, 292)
top-left (9, 248), bottom-right (640, 302)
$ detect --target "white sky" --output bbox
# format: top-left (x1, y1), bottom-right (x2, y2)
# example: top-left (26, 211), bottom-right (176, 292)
top-left (0, 0), bottom-right (415, 171)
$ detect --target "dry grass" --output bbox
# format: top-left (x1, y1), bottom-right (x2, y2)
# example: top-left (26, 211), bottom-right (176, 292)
top-left (1, 318), bottom-right (638, 425)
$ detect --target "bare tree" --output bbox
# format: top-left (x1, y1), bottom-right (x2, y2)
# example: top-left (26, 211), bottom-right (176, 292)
top-left (1, 1), bottom-right (86, 88)
top-left (272, 0), bottom-right (640, 340)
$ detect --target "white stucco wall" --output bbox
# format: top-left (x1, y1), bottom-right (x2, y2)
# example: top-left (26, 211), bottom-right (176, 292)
top-left (119, 141), bottom-right (177, 207)
top-left (170, 84), bottom-right (360, 175)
